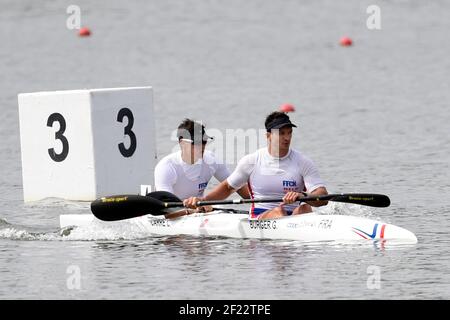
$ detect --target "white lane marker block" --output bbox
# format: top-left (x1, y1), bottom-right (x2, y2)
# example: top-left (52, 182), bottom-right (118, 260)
top-left (18, 87), bottom-right (157, 202)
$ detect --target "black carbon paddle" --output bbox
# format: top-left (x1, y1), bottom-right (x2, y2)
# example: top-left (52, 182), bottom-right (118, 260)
top-left (90, 191), bottom-right (390, 222)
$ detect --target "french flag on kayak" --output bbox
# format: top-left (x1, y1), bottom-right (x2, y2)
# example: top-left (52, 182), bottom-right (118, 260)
top-left (352, 223), bottom-right (386, 240)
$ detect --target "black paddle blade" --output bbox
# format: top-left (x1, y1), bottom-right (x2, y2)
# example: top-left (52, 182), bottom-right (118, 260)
top-left (91, 195), bottom-right (166, 221)
top-left (146, 191), bottom-right (182, 203)
top-left (145, 191), bottom-right (184, 214)
top-left (327, 193), bottom-right (390, 207)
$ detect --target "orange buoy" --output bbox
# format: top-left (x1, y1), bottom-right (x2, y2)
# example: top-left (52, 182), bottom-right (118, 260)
top-left (279, 103), bottom-right (295, 113)
top-left (78, 27), bottom-right (91, 37)
top-left (340, 36), bottom-right (352, 46)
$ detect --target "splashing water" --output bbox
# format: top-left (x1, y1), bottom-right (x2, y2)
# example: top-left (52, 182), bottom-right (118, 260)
top-left (0, 217), bottom-right (152, 241)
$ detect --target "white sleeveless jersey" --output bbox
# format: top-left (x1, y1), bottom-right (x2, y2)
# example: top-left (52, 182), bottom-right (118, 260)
top-left (227, 148), bottom-right (325, 213)
top-left (154, 150), bottom-right (230, 200)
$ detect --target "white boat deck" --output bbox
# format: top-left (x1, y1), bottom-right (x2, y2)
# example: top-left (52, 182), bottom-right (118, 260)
top-left (60, 210), bottom-right (418, 243)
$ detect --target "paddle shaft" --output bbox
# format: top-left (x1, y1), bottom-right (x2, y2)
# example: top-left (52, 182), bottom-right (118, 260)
top-left (163, 193), bottom-right (390, 208)
top-left (163, 197), bottom-right (298, 208)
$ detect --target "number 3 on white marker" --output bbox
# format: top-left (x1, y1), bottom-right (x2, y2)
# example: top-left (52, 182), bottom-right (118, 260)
top-left (117, 107), bottom-right (137, 158)
top-left (47, 113), bottom-right (69, 162)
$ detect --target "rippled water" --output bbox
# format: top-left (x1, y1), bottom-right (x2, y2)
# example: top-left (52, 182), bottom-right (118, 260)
top-left (1, 0), bottom-right (450, 299)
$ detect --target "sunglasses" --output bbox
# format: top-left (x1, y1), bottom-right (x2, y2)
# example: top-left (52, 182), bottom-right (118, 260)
top-left (180, 138), bottom-right (208, 145)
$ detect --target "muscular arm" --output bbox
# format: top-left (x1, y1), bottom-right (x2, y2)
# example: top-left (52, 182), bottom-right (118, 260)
top-left (300, 155), bottom-right (328, 207)
top-left (236, 184), bottom-right (250, 199)
top-left (204, 180), bottom-right (236, 201)
top-left (184, 153), bottom-right (254, 208)
top-left (183, 180), bottom-right (237, 208)
top-left (305, 187), bottom-right (328, 207)
top-left (213, 162), bottom-right (250, 200)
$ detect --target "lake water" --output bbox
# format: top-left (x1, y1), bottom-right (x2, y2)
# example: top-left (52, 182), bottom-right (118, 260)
top-left (1, 0), bottom-right (449, 300)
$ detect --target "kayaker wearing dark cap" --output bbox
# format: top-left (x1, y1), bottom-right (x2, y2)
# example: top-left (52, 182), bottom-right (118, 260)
top-left (155, 118), bottom-right (249, 218)
top-left (184, 111), bottom-right (328, 220)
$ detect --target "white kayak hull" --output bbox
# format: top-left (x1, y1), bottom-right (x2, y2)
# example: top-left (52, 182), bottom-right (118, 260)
top-left (59, 211), bottom-right (418, 243)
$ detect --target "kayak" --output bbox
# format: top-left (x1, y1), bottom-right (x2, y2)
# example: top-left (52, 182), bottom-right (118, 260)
top-left (59, 210), bottom-right (418, 243)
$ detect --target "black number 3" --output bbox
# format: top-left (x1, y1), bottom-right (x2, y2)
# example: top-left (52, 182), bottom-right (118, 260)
top-left (47, 113), bottom-right (69, 162)
top-left (117, 108), bottom-right (137, 158)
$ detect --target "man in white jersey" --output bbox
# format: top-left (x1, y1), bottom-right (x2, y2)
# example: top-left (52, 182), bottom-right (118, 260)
top-left (183, 112), bottom-right (328, 219)
top-left (155, 119), bottom-right (250, 218)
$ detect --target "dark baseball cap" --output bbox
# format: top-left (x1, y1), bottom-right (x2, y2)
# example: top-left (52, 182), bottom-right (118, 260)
top-left (177, 119), bottom-right (213, 144)
top-left (265, 113), bottom-right (297, 132)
